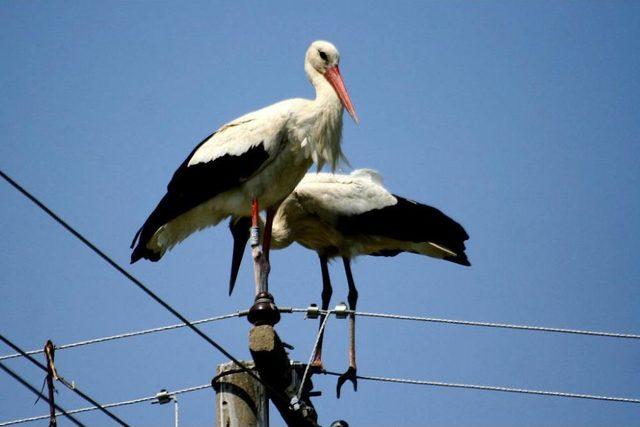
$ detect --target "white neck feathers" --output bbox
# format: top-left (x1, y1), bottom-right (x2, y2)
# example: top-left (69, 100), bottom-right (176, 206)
top-left (298, 64), bottom-right (345, 171)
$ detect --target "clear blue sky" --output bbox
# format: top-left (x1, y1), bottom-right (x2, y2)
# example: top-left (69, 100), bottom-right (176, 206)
top-left (1, 1), bottom-right (639, 426)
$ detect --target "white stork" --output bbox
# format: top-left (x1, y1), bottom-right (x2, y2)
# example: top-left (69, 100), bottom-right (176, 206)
top-left (130, 40), bottom-right (358, 269)
top-left (229, 169), bottom-right (470, 397)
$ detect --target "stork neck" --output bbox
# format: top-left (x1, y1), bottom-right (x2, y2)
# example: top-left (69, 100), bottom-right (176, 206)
top-left (306, 63), bottom-right (343, 109)
top-left (301, 62), bottom-right (346, 171)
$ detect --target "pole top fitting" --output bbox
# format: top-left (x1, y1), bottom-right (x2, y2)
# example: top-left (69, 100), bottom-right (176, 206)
top-left (248, 291), bottom-right (281, 326)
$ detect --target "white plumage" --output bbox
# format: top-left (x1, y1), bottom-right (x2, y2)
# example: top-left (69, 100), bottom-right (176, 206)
top-left (131, 40), bottom-right (358, 263)
top-left (229, 169), bottom-right (470, 397)
top-left (269, 169), bottom-right (470, 262)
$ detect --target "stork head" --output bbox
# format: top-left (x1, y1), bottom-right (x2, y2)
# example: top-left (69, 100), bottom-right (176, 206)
top-left (306, 40), bottom-right (359, 124)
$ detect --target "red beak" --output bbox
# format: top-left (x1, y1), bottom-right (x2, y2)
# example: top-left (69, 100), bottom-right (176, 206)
top-left (324, 66), bottom-right (359, 124)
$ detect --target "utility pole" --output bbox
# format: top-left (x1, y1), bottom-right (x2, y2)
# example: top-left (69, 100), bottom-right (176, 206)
top-left (213, 361), bottom-right (268, 427)
top-left (249, 322), bottom-right (318, 426)
top-left (213, 294), bottom-right (319, 427)
top-left (212, 214), bottom-right (322, 426)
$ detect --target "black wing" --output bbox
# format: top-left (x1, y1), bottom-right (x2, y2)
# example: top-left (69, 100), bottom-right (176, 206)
top-left (130, 133), bottom-right (269, 263)
top-left (335, 195), bottom-right (471, 266)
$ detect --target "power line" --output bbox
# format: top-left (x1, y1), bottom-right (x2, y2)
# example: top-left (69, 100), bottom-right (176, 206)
top-left (0, 384), bottom-right (210, 426)
top-left (4, 167), bottom-right (638, 413)
top-left (3, 302), bottom-right (638, 365)
top-left (321, 370), bottom-right (640, 404)
top-left (291, 308), bottom-right (640, 340)
top-left (0, 361), bottom-right (86, 427)
top-left (0, 311), bottom-right (245, 362)
top-left (297, 310), bottom-right (332, 400)
top-left (0, 334), bottom-right (130, 426)
top-left (0, 169), bottom-right (289, 406)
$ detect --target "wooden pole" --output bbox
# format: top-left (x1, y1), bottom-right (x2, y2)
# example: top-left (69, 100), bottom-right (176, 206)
top-left (214, 361), bottom-right (268, 427)
top-left (249, 325), bottom-right (319, 427)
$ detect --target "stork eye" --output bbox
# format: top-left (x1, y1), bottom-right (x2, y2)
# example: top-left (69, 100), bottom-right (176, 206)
top-left (318, 50), bottom-right (328, 61)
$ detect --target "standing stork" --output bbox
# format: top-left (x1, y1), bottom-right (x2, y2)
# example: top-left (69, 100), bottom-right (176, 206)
top-left (130, 40), bottom-right (358, 290)
top-left (229, 169), bottom-right (470, 397)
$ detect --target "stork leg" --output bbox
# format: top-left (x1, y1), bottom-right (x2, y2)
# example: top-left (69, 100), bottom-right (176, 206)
top-left (311, 253), bottom-right (332, 372)
top-left (337, 256), bottom-right (358, 398)
top-left (250, 198), bottom-right (270, 295)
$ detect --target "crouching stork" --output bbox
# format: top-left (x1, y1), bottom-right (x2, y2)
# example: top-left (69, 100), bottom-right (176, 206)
top-left (229, 169), bottom-right (470, 397)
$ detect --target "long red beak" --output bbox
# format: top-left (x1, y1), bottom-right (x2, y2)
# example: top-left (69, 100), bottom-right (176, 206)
top-left (324, 66), bottom-right (359, 124)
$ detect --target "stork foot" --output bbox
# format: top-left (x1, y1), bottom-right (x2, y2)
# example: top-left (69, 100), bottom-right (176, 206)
top-left (336, 366), bottom-right (357, 398)
top-left (309, 359), bottom-right (325, 374)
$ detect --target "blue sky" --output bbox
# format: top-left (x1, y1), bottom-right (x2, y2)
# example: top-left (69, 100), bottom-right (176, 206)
top-left (1, 1), bottom-right (639, 425)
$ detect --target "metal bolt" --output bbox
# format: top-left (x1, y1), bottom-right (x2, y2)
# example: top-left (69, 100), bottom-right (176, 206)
top-left (290, 396), bottom-right (301, 411)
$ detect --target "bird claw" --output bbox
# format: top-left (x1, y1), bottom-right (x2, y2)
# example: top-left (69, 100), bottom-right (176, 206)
top-left (336, 367), bottom-right (357, 398)
top-left (309, 360), bottom-right (325, 374)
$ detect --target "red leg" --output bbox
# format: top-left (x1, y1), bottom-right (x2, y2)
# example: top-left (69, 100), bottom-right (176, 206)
top-left (251, 199), bottom-right (259, 228)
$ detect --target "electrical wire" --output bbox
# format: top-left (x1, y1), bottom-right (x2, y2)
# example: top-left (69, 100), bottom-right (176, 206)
top-left (0, 334), bottom-right (130, 426)
top-left (0, 361), bottom-right (86, 427)
top-left (321, 370), bottom-right (640, 404)
top-left (290, 308), bottom-right (640, 340)
top-left (3, 303), bottom-right (637, 365)
top-left (0, 312), bottom-right (245, 362)
top-left (0, 384), bottom-right (210, 426)
top-left (4, 168), bottom-right (639, 414)
top-left (0, 169), bottom-right (289, 406)
top-left (297, 310), bottom-right (332, 400)
top-left (4, 303), bottom-right (637, 365)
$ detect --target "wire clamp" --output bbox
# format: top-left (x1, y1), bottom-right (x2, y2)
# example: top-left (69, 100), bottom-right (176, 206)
top-left (289, 394), bottom-right (316, 420)
top-left (289, 396), bottom-right (301, 411)
top-left (334, 302), bottom-right (348, 319)
top-left (305, 304), bottom-right (320, 319)
top-left (152, 389), bottom-right (172, 405)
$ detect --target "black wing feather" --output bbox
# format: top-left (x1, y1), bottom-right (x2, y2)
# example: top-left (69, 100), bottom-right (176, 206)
top-left (336, 195), bottom-right (471, 266)
top-left (130, 135), bottom-right (269, 263)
